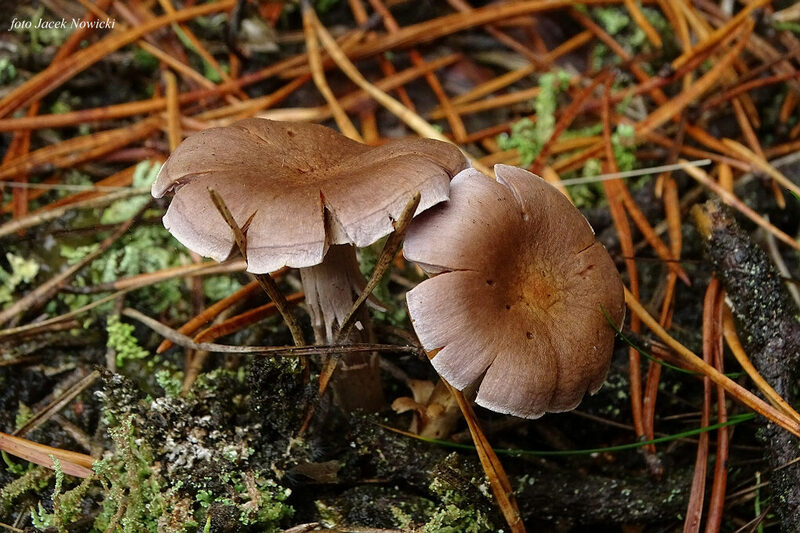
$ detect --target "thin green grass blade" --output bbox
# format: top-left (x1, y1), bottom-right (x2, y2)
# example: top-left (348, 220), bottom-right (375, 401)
top-left (382, 412), bottom-right (755, 457)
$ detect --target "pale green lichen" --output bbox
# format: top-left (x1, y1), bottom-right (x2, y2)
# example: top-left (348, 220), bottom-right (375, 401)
top-left (0, 253), bottom-right (40, 307)
top-left (422, 475), bottom-right (494, 533)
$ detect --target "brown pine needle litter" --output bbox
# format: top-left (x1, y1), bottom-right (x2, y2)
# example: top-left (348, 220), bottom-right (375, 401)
top-left (2, 1), bottom-right (800, 530)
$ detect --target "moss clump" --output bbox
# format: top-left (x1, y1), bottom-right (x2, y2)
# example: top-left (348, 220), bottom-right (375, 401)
top-left (0, 253), bottom-right (39, 307)
top-left (100, 161), bottom-right (160, 225)
top-left (13, 364), bottom-right (300, 531)
top-left (0, 468), bottom-right (53, 516)
top-left (88, 367), bottom-right (295, 532)
top-left (421, 456), bottom-right (495, 533)
top-left (611, 123), bottom-right (637, 173)
top-left (421, 501), bottom-right (494, 533)
top-left (30, 458), bottom-right (95, 530)
top-left (106, 315), bottom-right (150, 368)
top-left (496, 71), bottom-right (572, 167)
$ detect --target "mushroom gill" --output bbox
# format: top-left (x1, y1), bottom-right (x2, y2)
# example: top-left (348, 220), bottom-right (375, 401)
top-left (404, 164), bottom-right (625, 419)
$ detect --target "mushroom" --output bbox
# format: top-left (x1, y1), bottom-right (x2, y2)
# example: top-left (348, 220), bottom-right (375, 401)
top-left (152, 118), bottom-right (467, 410)
top-left (403, 164), bottom-right (625, 418)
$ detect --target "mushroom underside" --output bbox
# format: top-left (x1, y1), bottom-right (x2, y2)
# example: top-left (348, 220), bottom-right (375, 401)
top-left (407, 240), bottom-right (620, 418)
top-left (404, 164), bottom-right (625, 418)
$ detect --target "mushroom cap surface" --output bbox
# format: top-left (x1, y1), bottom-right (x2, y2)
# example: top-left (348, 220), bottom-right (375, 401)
top-left (152, 118), bottom-right (467, 273)
top-left (404, 164), bottom-right (625, 419)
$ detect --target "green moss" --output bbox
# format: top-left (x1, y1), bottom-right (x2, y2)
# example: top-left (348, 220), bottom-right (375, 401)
top-left (534, 71), bottom-right (571, 146)
top-left (0, 57), bottom-right (16, 84)
top-left (0, 468), bottom-right (52, 514)
top-left (30, 501), bottom-right (54, 529)
top-left (60, 222), bottom-right (189, 314)
top-left (0, 252), bottom-right (40, 307)
top-left (422, 478), bottom-right (493, 533)
top-left (2, 450), bottom-right (31, 476)
top-left (589, 6), bottom-right (668, 68)
top-left (106, 315), bottom-right (150, 368)
top-left (236, 476), bottom-right (292, 527)
top-left (611, 123), bottom-right (637, 172)
top-left (594, 7), bottom-right (630, 35)
top-left (14, 403), bottom-right (32, 430)
top-left (496, 71), bottom-right (571, 167)
top-left (29, 457), bottom-right (96, 531)
top-left (90, 415), bottom-right (166, 532)
top-left (422, 503), bottom-right (493, 533)
top-left (420, 458), bottom-right (494, 533)
top-left (563, 158), bottom-right (605, 209)
top-left (101, 161), bottom-right (160, 224)
top-left (133, 49), bottom-right (159, 71)
top-left (358, 240), bottom-right (407, 326)
top-left (83, 370), bottom-right (295, 531)
top-left (16, 6), bottom-right (71, 52)
top-left (155, 368), bottom-right (184, 397)
top-left (202, 276), bottom-right (243, 302)
top-left (774, 21), bottom-right (800, 35)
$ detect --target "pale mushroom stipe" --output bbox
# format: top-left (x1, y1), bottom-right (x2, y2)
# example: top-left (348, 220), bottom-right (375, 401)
top-left (152, 118), bottom-right (467, 410)
top-left (404, 164), bottom-right (625, 419)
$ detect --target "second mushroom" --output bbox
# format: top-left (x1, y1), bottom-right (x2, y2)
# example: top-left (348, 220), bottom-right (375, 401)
top-left (404, 164), bottom-right (625, 419)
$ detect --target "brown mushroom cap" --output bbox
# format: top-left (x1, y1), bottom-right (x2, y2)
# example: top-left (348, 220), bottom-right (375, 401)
top-left (152, 118), bottom-right (467, 273)
top-left (404, 164), bottom-right (625, 419)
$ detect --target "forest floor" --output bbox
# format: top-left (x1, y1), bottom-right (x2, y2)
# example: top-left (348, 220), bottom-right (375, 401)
top-left (1, 1), bottom-right (800, 532)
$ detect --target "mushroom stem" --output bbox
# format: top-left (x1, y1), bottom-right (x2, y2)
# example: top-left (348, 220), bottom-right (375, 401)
top-left (300, 244), bottom-right (384, 412)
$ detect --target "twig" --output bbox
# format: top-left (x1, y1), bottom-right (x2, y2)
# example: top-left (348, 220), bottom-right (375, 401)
top-left (337, 192), bottom-right (420, 342)
top-left (0, 432), bottom-right (94, 478)
top-left (14, 371), bottom-right (100, 438)
top-left (193, 292), bottom-right (305, 344)
top-left (208, 188), bottom-right (306, 347)
top-left (623, 288), bottom-right (800, 438)
top-left (308, 7), bottom-right (491, 176)
top-left (157, 280), bottom-right (261, 353)
top-left (0, 289), bottom-right (131, 340)
top-left (0, 187), bottom-right (149, 239)
top-left (680, 160), bottom-right (800, 251)
top-left (302, 1), bottom-right (363, 141)
top-left (121, 307), bottom-right (419, 357)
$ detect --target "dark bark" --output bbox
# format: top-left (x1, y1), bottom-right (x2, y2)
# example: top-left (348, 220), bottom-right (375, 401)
top-left (695, 200), bottom-right (800, 532)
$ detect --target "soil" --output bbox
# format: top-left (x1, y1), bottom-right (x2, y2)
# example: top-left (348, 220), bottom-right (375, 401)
top-left (1, 1), bottom-right (800, 532)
